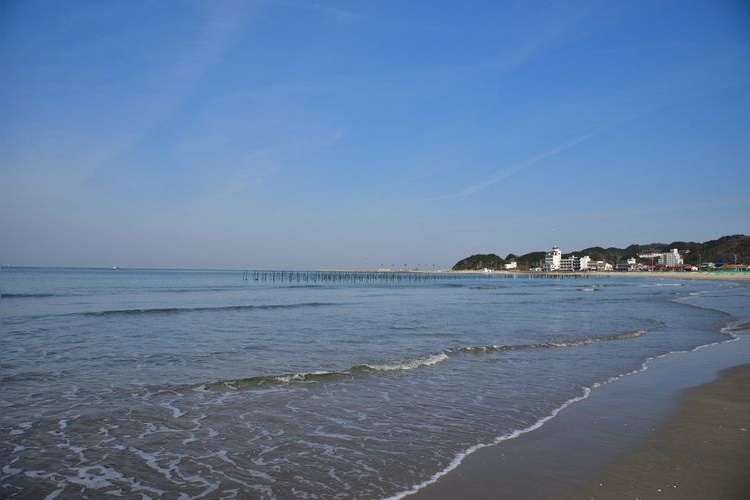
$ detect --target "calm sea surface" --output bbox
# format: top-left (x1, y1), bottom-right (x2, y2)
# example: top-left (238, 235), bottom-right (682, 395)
top-left (1, 268), bottom-right (748, 498)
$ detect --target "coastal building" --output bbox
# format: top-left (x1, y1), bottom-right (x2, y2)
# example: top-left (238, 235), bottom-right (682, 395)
top-left (660, 249), bottom-right (683, 267)
top-left (504, 261), bottom-right (518, 270)
top-left (615, 258), bottom-right (638, 272)
top-left (544, 246), bottom-right (562, 271)
top-left (559, 256), bottom-right (580, 272)
top-left (543, 246), bottom-right (598, 272)
top-left (638, 252), bottom-right (662, 260)
top-left (638, 249), bottom-right (684, 268)
top-left (591, 260), bottom-right (613, 272)
top-left (579, 256), bottom-right (591, 271)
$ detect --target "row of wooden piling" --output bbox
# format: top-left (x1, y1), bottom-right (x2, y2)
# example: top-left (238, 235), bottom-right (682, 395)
top-left (242, 270), bottom-right (593, 284)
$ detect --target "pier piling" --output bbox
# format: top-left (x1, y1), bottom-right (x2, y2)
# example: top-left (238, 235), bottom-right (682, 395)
top-left (242, 270), bottom-right (592, 285)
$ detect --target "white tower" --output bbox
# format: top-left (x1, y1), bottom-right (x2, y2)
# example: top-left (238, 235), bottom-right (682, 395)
top-left (545, 246), bottom-right (562, 271)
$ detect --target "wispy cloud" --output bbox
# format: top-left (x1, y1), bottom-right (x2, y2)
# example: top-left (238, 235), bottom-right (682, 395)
top-left (305, 2), bottom-right (364, 23)
top-left (436, 72), bottom-right (750, 202)
top-left (450, 133), bottom-right (593, 198)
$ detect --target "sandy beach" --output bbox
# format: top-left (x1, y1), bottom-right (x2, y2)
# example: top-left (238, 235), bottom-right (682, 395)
top-left (409, 320), bottom-right (750, 499)
top-left (576, 363), bottom-right (750, 499)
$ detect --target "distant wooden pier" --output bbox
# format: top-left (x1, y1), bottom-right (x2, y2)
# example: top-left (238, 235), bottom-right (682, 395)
top-left (244, 270), bottom-right (593, 284)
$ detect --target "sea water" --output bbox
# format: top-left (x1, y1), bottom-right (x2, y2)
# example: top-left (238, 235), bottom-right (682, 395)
top-left (1, 268), bottom-right (748, 498)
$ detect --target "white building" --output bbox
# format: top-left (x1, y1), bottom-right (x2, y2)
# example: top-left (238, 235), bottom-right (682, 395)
top-left (638, 252), bottom-right (662, 260)
top-left (592, 261), bottom-right (614, 271)
top-left (504, 261), bottom-right (518, 270)
top-left (660, 249), bottom-right (683, 267)
top-left (579, 256), bottom-right (591, 271)
top-left (544, 247), bottom-right (595, 272)
top-left (560, 256), bottom-right (580, 272)
top-left (544, 246), bottom-right (562, 271)
top-left (638, 249), bottom-right (684, 268)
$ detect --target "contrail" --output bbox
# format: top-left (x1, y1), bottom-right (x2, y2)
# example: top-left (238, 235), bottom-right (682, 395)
top-left (452, 132), bottom-right (593, 198)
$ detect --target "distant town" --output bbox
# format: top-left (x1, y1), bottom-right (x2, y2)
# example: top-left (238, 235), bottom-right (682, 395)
top-left (538, 246), bottom-right (690, 272)
top-left (452, 234), bottom-right (750, 273)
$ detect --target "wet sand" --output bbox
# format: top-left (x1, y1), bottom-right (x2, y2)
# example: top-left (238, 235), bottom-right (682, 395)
top-left (408, 335), bottom-right (750, 500)
top-left (578, 363), bottom-right (750, 499)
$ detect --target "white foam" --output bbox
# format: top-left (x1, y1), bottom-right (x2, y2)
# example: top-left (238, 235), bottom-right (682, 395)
top-left (365, 352), bottom-right (449, 372)
top-left (212, 449), bottom-right (274, 482)
top-left (138, 422), bottom-right (183, 439)
top-left (388, 331), bottom-right (739, 500)
top-left (273, 371), bottom-right (332, 383)
top-left (720, 320), bottom-right (750, 335)
top-left (44, 489), bottom-right (64, 500)
top-left (386, 386), bottom-right (594, 499)
top-left (2, 464), bottom-right (23, 476)
top-left (311, 427), bottom-right (355, 442)
top-left (10, 421), bottom-right (32, 436)
top-left (159, 401), bottom-right (185, 419)
top-left (127, 447), bottom-right (174, 481)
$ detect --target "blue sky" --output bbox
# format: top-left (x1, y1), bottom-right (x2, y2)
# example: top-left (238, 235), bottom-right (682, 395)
top-left (1, 0), bottom-right (749, 269)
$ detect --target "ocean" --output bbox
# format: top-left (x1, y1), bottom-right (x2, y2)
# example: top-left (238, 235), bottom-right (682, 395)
top-left (1, 268), bottom-right (748, 498)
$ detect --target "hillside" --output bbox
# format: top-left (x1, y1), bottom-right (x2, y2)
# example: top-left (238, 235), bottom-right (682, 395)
top-left (452, 235), bottom-right (749, 271)
top-left (452, 254), bottom-right (506, 271)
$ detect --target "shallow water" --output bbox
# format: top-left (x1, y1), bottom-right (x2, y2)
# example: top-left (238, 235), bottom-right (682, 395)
top-left (1, 268), bottom-right (747, 498)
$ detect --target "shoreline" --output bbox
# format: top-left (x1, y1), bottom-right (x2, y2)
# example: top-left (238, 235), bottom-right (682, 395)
top-left (405, 328), bottom-right (750, 499)
top-left (447, 269), bottom-right (750, 280)
top-left (576, 362), bottom-right (750, 499)
top-left (4, 266), bottom-right (748, 281)
top-left (317, 269), bottom-right (750, 281)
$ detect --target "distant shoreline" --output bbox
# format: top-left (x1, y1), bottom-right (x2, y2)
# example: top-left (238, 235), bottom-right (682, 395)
top-left (4, 266), bottom-right (749, 281)
top-left (445, 270), bottom-right (750, 280)
top-left (319, 269), bottom-right (750, 281)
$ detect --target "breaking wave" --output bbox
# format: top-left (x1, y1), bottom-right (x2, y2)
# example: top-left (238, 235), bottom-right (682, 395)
top-left (199, 331), bottom-right (646, 390)
top-left (451, 329), bottom-right (647, 354)
top-left (1, 293), bottom-right (57, 299)
top-left (203, 353), bottom-right (451, 390)
top-left (360, 353), bottom-right (449, 372)
top-left (78, 302), bottom-right (340, 317)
